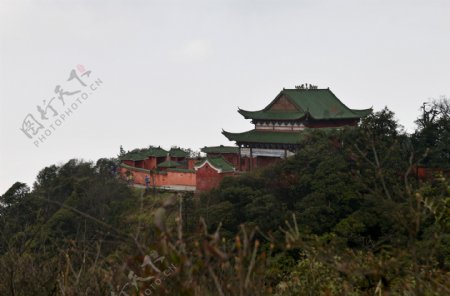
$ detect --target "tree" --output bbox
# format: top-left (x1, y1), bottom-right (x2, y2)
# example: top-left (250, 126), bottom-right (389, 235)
top-left (119, 145), bottom-right (126, 157)
top-left (413, 97), bottom-right (450, 168)
top-left (0, 182), bottom-right (30, 206)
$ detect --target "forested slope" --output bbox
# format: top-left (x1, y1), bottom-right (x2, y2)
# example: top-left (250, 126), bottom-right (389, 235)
top-left (1, 100), bottom-right (449, 295)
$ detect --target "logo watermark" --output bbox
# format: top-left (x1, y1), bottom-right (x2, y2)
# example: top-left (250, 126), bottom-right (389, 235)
top-left (114, 249), bottom-right (177, 296)
top-left (19, 65), bottom-right (103, 147)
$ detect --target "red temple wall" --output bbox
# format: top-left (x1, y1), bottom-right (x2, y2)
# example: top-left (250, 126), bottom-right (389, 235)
top-left (123, 160), bottom-right (135, 166)
top-left (119, 167), bottom-right (196, 187)
top-left (156, 171), bottom-right (196, 186)
top-left (144, 158), bottom-right (157, 170)
top-left (134, 160), bottom-right (145, 168)
top-left (195, 163), bottom-right (234, 191)
top-left (187, 159), bottom-right (197, 170)
top-left (239, 157), bottom-right (251, 171)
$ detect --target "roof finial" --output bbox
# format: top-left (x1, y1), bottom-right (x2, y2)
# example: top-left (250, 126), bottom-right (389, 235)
top-left (295, 83), bottom-right (318, 90)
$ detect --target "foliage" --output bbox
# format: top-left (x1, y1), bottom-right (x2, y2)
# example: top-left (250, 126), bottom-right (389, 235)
top-left (413, 97), bottom-right (450, 168)
top-left (0, 100), bottom-right (449, 295)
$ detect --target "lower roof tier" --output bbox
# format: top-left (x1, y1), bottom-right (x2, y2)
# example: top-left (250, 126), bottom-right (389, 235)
top-left (201, 145), bottom-right (239, 154)
top-left (222, 129), bottom-right (306, 145)
top-left (222, 128), bottom-right (343, 146)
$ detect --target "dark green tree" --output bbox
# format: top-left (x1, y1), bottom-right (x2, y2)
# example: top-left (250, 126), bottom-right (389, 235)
top-left (0, 181), bottom-right (30, 206)
top-left (413, 97), bottom-right (450, 168)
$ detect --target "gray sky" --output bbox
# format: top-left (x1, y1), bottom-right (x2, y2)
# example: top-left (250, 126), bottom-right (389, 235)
top-left (1, 0), bottom-right (449, 193)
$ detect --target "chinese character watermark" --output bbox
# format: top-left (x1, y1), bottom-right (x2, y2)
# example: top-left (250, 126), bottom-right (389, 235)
top-left (19, 65), bottom-right (103, 147)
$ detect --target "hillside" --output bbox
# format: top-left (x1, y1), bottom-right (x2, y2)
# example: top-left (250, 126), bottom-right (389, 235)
top-left (1, 101), bottom-right (450, 295)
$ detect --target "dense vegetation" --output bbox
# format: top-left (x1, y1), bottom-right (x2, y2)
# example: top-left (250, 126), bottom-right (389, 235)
top-left (1, 99), bottom-right (449, 295)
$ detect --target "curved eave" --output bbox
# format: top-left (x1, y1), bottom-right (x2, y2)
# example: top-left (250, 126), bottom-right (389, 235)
top-left (222, 130), bottom-right (237, 142)
top-left (238, 108), bottom-right (306, 120)
top-left (350, 108), bottom-right (373, 117)
top-left (222, 130), bottom-right (306, 145)
top-left (307, 114), bottom-right (366, 120)
top-left (237, 109), bottom-right (368, 121)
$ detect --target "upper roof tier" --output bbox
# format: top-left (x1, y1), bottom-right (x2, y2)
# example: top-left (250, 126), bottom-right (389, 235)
top-left (238, 88), bottom-right (372, 121)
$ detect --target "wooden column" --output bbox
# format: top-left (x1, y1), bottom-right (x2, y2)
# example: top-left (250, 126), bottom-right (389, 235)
top-left (249, 147), bottom-right (253, 171)
top-left (238, 145), bottom-right (242, 171)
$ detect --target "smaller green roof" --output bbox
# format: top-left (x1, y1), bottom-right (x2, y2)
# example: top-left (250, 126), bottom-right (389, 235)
top-left (158, 160), bottom-right (181, 168)
top-left (169, 148), bottom-right (188, 158)
top-left (120, 163), bottom-right (168, 175)
top-left (148, 147), bottom-right (169, 157)
top-left (120, 152), bottom-right (147, 161)
top-left (167, 168), bottom-right (196, 173)
top-left (194, 157), bottom-right (235, 173)
top-left (201, 145), bottom-right (239, 154)
top-left (120, 163), bottom-right (151, 173)
top-left (121, 146), bottom-right (168, 161)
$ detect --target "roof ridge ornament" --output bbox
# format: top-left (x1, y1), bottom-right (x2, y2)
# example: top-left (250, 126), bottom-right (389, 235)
top-left (295, 83), bottom-right (319, 90)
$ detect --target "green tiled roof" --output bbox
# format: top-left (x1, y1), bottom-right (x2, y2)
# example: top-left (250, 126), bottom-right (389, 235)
top-left (120, 163), bottom-right (168, 175)
top-left (169, 148), bottom-right (188, 158)
top-left (350, 108), bottom-right (373, 117)
top-left (223, 129), bottom-right (310, 144)
top-left (121, 146), bottom-right (168, 161)
top-left (149, 147), bottom-right (169, 157)
top-left (120, 152), bottom-right (146, 161)
top-left (238, 109), bottom-right (306, 120)
top-left (167, 168), bottom-right (195, 173)
top-left (239, 89), bottom-right (372, 120)
top-left (195, 157), bottom-right (235, 173)
top-left (120, 163), bottom-right (151, 173)
top-left (158, 160), bottom-right (181, 168)
top-left (201, 145), bottom-right (239, 154)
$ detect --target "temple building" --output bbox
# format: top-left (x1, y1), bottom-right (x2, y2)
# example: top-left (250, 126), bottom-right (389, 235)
top-left (119, 85), bottom-right (372, 191)
top-left (222, 86), bottom-right (372, 170)
top-left (119, 146), bottom-right (197, 191)
top-left (201, 145), bottom-right (239, 167)
top-left (120, 147), bottom-right (192, 170)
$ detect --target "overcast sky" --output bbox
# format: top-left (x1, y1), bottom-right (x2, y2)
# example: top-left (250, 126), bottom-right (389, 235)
top-left (1, 0), bottom-right (449, 193)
